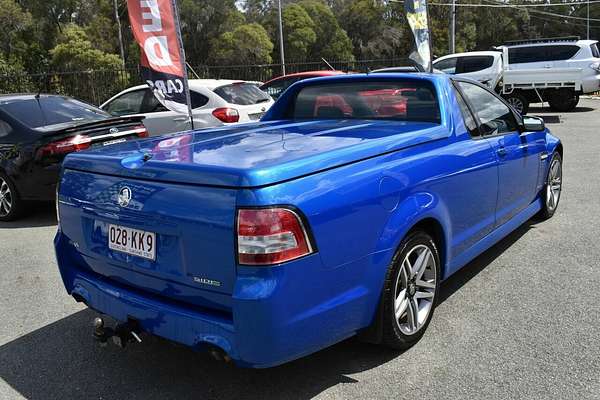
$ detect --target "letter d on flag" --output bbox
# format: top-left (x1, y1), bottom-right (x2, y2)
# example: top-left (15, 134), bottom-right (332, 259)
top-left (127, 0), bottom-right (194, 126)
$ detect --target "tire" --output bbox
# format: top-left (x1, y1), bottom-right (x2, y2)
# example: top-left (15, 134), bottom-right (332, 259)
top-left (504, 92), bottom-right (529, 115)
top-left (380, 230), bottom-right (441, 350)
top-left (538, 152), bottom-right (563, 220)
top-left (0, 172), bottom-right (24, 222)
top-left (548, 90), bottom-right (579, 112)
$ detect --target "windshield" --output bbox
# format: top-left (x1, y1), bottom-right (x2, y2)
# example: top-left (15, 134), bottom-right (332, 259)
top-left (0, 96), bottom-right (109, 129)
top-left (214, 83), bottom-right (272, 105)
top-left (291, 80), bottom-right (440, 123)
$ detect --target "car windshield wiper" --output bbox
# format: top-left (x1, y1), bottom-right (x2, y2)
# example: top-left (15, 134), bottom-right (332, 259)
top-left (255, 98), bottom-right (271, 104)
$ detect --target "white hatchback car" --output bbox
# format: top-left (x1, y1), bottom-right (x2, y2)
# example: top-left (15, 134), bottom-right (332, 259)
top-left (433, 51), bottom-right (503, 89)
top-left (100, 79), bottom-right (274, 136)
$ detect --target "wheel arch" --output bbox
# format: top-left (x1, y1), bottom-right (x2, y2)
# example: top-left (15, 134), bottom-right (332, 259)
top-left (405, 217), bottom-right (447, 277)
top-left (359, 208), bottom-right (450, 344)
top-left (375, 193), bottom-right (452, 280)
top-left (554, 142), bottom-right (564, 159)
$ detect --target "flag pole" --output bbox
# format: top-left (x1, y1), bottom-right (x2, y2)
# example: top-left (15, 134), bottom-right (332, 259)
top-left (426, 0), bottom-right (434, 72)
top-left (170, 0), bottom-right (194, 130)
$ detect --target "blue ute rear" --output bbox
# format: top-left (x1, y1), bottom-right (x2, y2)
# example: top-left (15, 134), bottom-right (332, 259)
top-left (55, 73), bottom-right (561, 367)
top-left (55, 115), bottom-right (447, 367)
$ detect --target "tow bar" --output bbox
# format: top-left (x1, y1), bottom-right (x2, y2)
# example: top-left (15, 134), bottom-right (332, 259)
top-left (93, 317), bottom-right (143, 348)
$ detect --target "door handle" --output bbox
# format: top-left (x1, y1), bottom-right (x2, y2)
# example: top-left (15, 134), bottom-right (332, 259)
top-left (497, 146), bottom-right (507, 157)
top-left (173, 116), bottom-right (189, 122)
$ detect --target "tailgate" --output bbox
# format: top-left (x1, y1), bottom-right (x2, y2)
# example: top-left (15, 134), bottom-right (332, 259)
top-left (58, 168), bottom-right (238, 305)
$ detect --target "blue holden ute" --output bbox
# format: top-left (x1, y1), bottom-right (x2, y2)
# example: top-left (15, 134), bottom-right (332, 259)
top-left (54, 73), bottom-right (563, 367)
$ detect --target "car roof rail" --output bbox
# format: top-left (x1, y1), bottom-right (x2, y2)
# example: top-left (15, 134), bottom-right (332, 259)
top-left (502, 36), bottom-right (580, 46)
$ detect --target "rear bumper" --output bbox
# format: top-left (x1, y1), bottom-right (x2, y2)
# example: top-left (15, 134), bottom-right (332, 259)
top-left (11, 162), bottom-right (60, 201)
top-left (581, 74), bottom-right (600, 94)
top-left (55, 231), bottom-right (374, 368)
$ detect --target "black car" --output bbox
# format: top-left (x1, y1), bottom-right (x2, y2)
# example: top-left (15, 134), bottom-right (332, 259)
top-left (0, 94), bottom-right (148, 221)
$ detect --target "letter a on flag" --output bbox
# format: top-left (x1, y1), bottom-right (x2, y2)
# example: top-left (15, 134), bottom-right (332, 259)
top-left (127, 0), bottom-right (193, 119)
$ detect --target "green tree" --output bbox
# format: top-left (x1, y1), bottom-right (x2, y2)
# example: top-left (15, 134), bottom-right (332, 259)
top-left (179, 0), bottom-right (245, 65)
top-left (50, 24), bottom-right (122, 71)
top-left (336, 0), bottom-right (405, 59)
top-left (281, 3), bottom-right (317, 61)
top-left (212, 23), bottom-right (274, 64)
top-left (0, 0), bottom-right (33, 60)
top-left (298, 0), bottom-right (354, 61)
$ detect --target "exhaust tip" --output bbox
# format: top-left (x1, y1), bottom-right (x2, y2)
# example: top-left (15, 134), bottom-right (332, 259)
top-left (207, 346), bottom-right (232, 363)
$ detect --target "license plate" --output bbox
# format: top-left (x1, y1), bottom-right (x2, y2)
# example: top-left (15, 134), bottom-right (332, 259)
top-left (102, 138), bottom-right (127, 146)
top-left (108, 224), bottom-right (156, 261)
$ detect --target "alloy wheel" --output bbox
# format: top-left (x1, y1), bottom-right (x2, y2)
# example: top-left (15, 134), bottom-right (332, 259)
top-left (507, 97), bottom-right (524, 114)
top-left (393, 244), bottom-right (437, 335)
top-left (546, 157), bottom-right (562, 212)
top-left (0, 178), bottom-right (13, 217)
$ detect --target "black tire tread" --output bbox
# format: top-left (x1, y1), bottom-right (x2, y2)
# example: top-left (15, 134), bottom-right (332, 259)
top-left (537, 152), bottom-right (562, 220)
top-left (0, 172), bottom-right (24, 222)
top-left (380, 231), bottom-right (441, 350)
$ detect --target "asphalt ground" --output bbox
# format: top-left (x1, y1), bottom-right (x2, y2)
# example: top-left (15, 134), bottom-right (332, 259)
top-left (1, 100), bottom-right (599, 400)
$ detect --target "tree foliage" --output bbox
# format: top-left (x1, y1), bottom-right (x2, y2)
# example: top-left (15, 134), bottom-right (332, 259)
top-left (0, 0), bottom-right (32, 60)
top-left (298, 0), bottom-right (354, 61)
top-left (50, 25), bottom-right (123, 71)
top-left (213, 23), bottom-right (274, 64)
top-left (0, 0), bottom-right (599, 77)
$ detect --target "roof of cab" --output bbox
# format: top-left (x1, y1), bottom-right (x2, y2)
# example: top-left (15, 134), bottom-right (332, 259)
top-left (0, 93), bottom-right (71, 104)
top-left (262, 70), bottom-right (346, 85)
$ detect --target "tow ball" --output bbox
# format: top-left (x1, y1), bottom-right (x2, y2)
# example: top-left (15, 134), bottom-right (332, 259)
top-left (93, 317), bottom-right (143, 348)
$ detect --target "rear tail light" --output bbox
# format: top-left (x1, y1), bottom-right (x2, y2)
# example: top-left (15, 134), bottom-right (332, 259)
top-left (212, 107), bottom-right (240, 123)
top-left (134, 124), bottom-right (149, 138)
top-left (237, 208), bottom-right (315, 265)
top-left (37, 135), bottom-right (91, 158)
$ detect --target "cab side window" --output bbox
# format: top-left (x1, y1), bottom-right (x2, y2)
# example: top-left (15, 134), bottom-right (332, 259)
top-left (104, 89), bottom-right (146, 116)
top-left (456, 81), bottom-right (518, 136)
top-left (434, 57), bottom-right (457, 74)
top-left (453, 88), bottom-right (479, 137)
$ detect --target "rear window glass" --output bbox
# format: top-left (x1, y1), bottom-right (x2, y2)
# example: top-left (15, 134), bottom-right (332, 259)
top-left (0, 97), bottom-right (108, 128)
top-left (591, 43), bottom-right (600, 58)
top-left (291, 80), bottom-right (440, 123)
top-left (214, 83), bottom-right (271, 105)
top-left (508, 45), bottom-right (580, 63)
top-left (260, 77), bottom-right (302, 100)
top-left (459, 56), bottom-right (494, 73)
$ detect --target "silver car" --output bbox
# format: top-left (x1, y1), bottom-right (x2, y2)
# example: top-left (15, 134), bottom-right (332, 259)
top-left (100, 79), bottom-right (274, 136)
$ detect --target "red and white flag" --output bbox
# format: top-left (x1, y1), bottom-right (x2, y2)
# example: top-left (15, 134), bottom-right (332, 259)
top-left (127, 0), bottom-right (192, 116)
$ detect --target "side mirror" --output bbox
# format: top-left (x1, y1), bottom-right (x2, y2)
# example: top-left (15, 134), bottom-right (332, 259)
top-left (521, 116), bottom-right (545, 132)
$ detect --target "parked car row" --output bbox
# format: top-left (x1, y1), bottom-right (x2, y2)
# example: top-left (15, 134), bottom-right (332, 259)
top-left (1, 70), bottom-right (358, 222)
top-left (2, 36), bottom-right (592, 223)
top-left (432, 37), bottom-right (600, 114)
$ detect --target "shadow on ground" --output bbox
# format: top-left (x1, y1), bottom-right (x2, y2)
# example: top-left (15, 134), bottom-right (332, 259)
top-left (0, 222), bottom-right (534, 400)
top-left (0, 202), bottom-right (56, 229)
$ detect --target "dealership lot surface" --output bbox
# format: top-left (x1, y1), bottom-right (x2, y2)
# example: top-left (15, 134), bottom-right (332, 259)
top-left (1, 100), bottom-right (599, 400)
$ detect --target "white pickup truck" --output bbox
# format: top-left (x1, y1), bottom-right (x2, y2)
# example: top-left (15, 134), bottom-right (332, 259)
top-left (433, 37), bottom-right (600, 114)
